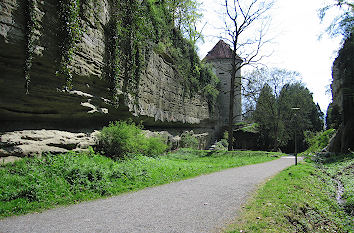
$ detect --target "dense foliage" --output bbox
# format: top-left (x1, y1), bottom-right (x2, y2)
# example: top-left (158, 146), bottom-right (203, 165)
top-left (253, 82), bottom-right (324, 152)
top-left (242, 67), bottom-right (300, 120)
top-left (57, 0), bottom-right (82, 90)
top-left (0, 150), bottom-right (280, 218)
top-left (180, 131), bottom-right (199, 149)
top-left (106, 0), bottom-right (218, 108)
top-left (302, 129), bottom-right (336, 155)
top-left (22, 0), bottom-right (217, 109)
top-left (96, 121), bottom-right (167, 158)
top-left (326, 102), bottom-right (343, 130)
top-left (24, 0), bottom-right (38, 94)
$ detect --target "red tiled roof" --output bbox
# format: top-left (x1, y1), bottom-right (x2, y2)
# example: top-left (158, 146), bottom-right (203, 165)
top-left (204, 40), bottom-right (234, 60)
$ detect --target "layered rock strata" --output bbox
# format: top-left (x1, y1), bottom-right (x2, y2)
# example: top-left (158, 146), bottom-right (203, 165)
top-left (0, 0), bottom-right (217, 133)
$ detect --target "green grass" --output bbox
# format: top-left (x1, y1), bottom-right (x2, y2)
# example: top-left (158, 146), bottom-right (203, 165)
top-left (317, 154), bottom-right (354, 216)
top-left (225, 155), bottom-right (354, 233)
top-left (0, 149), bottom-right (282, 218)
top-left (301, 129), bottom-right (336, 156)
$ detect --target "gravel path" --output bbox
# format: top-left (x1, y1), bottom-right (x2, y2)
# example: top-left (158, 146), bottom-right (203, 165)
top-left (0, 157), bottom-right (298, 233)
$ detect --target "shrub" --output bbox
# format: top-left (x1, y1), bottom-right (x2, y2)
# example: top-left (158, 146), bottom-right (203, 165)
top-left (180, 131), bottom-right (199, 149)
top-left (214, 139), bottom-right (228, 150)
top-left (96, 121), bottom-right (167, 158)
top-left (144, 136), bottom-right (168, 158)
top-left (303, 129), bottom-right (336, 155)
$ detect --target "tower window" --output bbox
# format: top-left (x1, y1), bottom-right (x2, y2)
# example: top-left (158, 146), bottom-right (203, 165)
top-left (219, 72), bottom-right (225, 75)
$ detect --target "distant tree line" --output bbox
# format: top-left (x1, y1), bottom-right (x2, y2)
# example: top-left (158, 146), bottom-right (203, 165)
top-left (241, 68), bottom-right (324, 152)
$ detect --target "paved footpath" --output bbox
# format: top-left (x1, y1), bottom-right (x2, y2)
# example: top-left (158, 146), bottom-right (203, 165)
top-left (0, 157), bottom-right (299, 233)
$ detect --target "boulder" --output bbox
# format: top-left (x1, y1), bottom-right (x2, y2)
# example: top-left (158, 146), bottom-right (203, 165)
top-left (0, 129), bottom-right (99, 157)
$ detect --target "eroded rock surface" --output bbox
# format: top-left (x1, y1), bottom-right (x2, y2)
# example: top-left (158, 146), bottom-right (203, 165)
top-left (0, 129), bottom-right (212, 163)
top-left (0, 130), bottom-right (99, 158)
top-left (0, 0), bottom-right (216, 132)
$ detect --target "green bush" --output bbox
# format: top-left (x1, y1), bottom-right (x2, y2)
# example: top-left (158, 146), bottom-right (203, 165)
top-left (180, 131), bottom-right (199, 149)
top-left (303, 129), bottom-right (336, 155)
top-left (96, 121), bottom-right (167, 158)
top-left (214, 139), bottom-right (228, 150)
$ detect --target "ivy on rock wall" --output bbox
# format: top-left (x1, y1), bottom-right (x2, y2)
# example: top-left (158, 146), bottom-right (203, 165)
top-left (24, 0), bottom-right (40, 94)
top-left (107, 0), bottom-right (152, 101)
top-left (107, 0), bottom-right (219, 110)
top-left (57, 0), bottom-right (82, 90)
top-left (22, 0), bottom-right (219, 111)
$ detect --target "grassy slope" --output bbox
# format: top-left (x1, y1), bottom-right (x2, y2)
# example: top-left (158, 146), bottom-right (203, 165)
top-left (225, 155), bottom-right (354, 233)
top-left (0, 149), bottom-right (282, 218)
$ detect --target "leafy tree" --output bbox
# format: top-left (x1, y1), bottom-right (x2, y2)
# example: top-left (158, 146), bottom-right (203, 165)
top-left (242, 67), bottom-right (300, 120)
top-left (166, 0), bottom-right (204, 45)
top-left (253, 82), bottom-right (324, 152)
top-left (278, 83), bottom-right (324, 151)
top-left (326, 102), bottom-right (342, 129)
top-left (253, 84), bottom-right (277, 150)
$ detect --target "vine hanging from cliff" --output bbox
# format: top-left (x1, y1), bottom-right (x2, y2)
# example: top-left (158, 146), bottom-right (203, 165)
top-left (106, 0), bottom-right (218, 112)
top-left (107, 0), bottom-right (154, 101)
top-left (24, 0), bottom-right (39, 94)
top-left (57, 0), bottom-right (82, 90)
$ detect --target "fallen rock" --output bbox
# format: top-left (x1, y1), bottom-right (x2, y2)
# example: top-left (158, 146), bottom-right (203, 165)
top-left (1, 156), bottom-right (22, 164)
top-left (0, 130), bottom-right (99, 157)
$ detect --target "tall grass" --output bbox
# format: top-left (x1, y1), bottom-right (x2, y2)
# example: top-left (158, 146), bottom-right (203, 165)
top-left (0, 149), bottom-right (282, 218)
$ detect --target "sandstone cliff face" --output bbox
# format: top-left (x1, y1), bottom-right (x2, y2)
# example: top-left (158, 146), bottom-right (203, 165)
top-left (328, 35), bottom-right (354, 153)
top-left (0, 0), bottom-right (216, 132)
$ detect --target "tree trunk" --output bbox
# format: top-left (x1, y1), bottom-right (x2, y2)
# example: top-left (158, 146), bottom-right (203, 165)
top-left (228, 44), bottom-right (237, 151)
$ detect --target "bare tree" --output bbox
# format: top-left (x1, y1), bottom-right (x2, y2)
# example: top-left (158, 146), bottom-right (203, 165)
top-left (242, 67), bottom-right (300, 118)
top-left (223, 0), bottom-right (274, 151)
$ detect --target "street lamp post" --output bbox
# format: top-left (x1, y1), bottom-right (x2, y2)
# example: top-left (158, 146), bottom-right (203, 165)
top-left (291, 107), bottom-right (300, 165)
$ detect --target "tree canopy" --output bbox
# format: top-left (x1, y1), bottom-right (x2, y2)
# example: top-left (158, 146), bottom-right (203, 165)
top-left (242, 67), bottom-right (300, 118)
top-left (222, 0), bottom-right (274, 150)
top-left (253, 82), bottom-right (324, 152)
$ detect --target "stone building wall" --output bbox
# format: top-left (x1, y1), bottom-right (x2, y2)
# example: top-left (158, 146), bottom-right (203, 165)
top-left (208, 58), bottom-right (242, 124)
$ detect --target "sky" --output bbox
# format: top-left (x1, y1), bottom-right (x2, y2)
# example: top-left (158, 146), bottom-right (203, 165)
top-left (197, 0), bottom-right (343, 113)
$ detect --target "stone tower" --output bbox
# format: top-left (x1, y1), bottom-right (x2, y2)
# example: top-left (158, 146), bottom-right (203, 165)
top-left (204, 40), bottom-right (242, 124)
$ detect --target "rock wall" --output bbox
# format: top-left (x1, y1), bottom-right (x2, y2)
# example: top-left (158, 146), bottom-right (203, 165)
top-left (328, 35), bottom-right (354, 153)
top-left (0, 0), bottom-right (220, 139)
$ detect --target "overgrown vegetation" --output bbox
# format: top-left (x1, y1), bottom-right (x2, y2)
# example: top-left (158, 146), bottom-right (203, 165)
top-left (302, 129), bottom-right (336, 155)
top-left (22, 0), bottom-right (217, 108)
top-left (106, 0), bottom-right (219, 108)
top-left (180, 131), bottom-right (199, 149)
top-left (314, 154), bottom-right (354, 216)
top-left (57, 0), bottom-right (82, 90)
top-left (253, 82), bottom-right (324, 152)
top-left (0, 150), bottom-right (281, 218)
top-left (236, 122), bottom-right (259, 133)
top-left (96, 121), bottom-right (167, 158)
top-left (24, 0), bottom-right (39, 94)
top-left (226, 157), bottom-right (353, 232)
